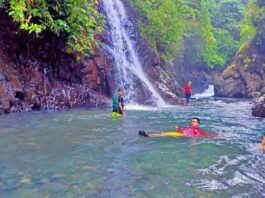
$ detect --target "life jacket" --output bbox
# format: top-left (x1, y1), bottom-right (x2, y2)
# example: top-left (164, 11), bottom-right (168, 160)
top-left (112, 94), bottom-right (119, 109)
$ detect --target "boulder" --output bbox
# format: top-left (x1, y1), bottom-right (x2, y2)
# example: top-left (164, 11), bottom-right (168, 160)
top-left (252, 95), bottom-right (265, 117)
top-left (214, 41), bottom-right (265, 99)
top-left (249, 91), bottom-right (261, 98)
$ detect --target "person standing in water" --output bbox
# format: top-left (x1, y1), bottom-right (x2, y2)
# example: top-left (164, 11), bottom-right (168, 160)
top-left (112, 88), bottom-right (125, 116)
top-left (184, 81), bottom-right (192, 106)
top-left (260, 136), bottom-right (265, 152)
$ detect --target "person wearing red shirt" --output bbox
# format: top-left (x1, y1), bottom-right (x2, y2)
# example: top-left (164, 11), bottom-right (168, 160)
top-left (184, 81), bottom-right (192, 106)
top-left (176, 117), bottom-right (217, 137)
top-left (139, 117), bottom-right (220, 138)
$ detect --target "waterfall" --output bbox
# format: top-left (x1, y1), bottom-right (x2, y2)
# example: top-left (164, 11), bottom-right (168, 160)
top-left (192, 85), bottom-right (215, 99)
top-left (43, 68), bottom-right (54, 109)
top-left (101, 0), bottom-right (166, 106)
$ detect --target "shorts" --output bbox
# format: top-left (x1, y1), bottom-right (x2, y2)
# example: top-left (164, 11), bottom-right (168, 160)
top-left (112, 107), bottom-right (123, 114)
top-left (185, 93), bottom-right (191, 103)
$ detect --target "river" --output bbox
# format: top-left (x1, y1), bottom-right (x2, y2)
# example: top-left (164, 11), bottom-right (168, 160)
top-left (0, 98), bottom-right (264, 197)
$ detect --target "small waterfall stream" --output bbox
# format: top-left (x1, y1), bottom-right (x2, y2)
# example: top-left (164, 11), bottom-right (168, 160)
top-left (192, 85), bottom-right (215, 99)
top-left (43, 68), bottom-right (53, 109)
top-left (101, 0), bottom-right (166, 106)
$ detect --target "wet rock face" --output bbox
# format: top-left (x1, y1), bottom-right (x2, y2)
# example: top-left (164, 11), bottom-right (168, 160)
top-left (214, 42), bottom-right (265, 98)
top-left (213, 40), bottom-right (265, 117)
top-left (82, 48), bottom-right (115, 97)
top-left (0, 48), bottom-right (112, 114)
top-left (0, 10), bottom-right (113, 114)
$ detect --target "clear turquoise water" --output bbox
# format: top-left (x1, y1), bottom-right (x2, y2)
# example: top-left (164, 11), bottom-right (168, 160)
top-left (0, 98), bottom-right (265, 198)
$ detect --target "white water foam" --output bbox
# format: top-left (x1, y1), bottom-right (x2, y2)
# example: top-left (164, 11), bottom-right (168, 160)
top-left (192, 85), bottom-right (215, 99)
top-left (125, 105), bottom-right (157, 111)
top-left (125, 104), bottom-right (174, 111)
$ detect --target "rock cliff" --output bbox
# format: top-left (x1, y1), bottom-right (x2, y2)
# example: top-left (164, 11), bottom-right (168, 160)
top-left (0, 10), bottom-right (113, 114)
top-left (214, 41), bottom-right (265, 98)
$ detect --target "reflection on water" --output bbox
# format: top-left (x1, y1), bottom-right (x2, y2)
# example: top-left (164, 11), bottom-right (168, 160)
top-left (0, 98), bottom-right (264, 197)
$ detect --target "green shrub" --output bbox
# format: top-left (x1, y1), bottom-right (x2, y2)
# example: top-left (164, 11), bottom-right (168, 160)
top-left (1, 0), bottom-right (105, 60)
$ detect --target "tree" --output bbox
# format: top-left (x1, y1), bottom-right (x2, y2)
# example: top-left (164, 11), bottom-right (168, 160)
top-left (130, 0), bottom-right (225, 68)
top-left (1, 0), bottom-right (105, 60)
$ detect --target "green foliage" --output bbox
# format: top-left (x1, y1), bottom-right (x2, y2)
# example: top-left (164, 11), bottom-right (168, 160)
top-left (195, 1), bottom-right (225, 68)
top-left (214, 29), bottom-right (239, 60)
top-left (130, 0), bottom-right (227, 67)
top-left (240, 0), bottom-right (265, 52)
top-left (3, 0), bottom-right (105, 60)
top-left (130, 0), bottom-right (249, 68)
top-left (207, 0), bottom-right (246, 65)
top-left (65, 0), bottom-right (105, 59)
top-left (131, 0), bottom-right (186, 63)
top-left (240, 1), bottom-right (257, 50)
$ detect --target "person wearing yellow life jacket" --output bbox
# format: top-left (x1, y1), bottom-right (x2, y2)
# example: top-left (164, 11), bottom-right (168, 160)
top-left (112, 88), bottom-right (125, 117)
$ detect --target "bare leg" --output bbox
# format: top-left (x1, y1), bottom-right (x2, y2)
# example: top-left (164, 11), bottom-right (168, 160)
top-left (139, 130), bottom-right (171, 138)
top-left (148, 133), bottom-right (170, 138)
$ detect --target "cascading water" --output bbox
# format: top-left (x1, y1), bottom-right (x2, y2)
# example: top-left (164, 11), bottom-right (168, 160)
top-left (43, 68), bottom-right (54, 110)
top-left (101, 0), bottom-right (166, 106)
top-left (192, 85), bottom-right (215, 99)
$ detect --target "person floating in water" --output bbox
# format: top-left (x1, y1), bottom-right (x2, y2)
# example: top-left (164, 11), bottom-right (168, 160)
top-left (112, 88), bottom-right (125, 117)
top-left (183, 81), bottom-right (192, 106)
top-left (139, 117), bottom-right (221, 138)
top-left (260, 136), bottom-right (265, 152)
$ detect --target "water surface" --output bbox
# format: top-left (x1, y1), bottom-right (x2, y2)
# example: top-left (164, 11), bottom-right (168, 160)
top-left (0, 98), bottom-right (264, 197)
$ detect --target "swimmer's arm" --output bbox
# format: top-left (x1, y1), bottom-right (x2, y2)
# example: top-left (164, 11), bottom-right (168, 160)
top-left (198, 130), bottom-right (218, 137)
top-left (175, 125), bottom-right (184, 133)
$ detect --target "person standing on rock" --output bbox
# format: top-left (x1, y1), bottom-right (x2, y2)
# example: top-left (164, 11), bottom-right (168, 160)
top-left (112, 88), bottom-right (125, 117)
top-left (183, 81), bottom-right (192, 106)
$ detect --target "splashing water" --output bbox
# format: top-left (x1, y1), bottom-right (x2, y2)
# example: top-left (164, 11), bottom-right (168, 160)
top-left (101, 0), bottom-right (166, 106)
top-left (192, 85), bottom-right (215, 99)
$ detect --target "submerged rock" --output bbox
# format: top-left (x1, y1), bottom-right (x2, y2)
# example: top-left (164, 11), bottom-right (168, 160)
top-left (19, 176), bottom-right (31, 184)
top-left (39, 182), bottom-right (69, 193)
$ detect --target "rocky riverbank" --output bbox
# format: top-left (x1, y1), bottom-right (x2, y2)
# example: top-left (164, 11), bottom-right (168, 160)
top-left (0, 10), bottom-right (113, 114)
top-left (214, 37), bottom-right (265, 117)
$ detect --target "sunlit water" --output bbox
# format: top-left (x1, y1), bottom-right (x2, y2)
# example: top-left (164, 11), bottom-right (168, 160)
top-left (0, 98), bottom-right (265, 197)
